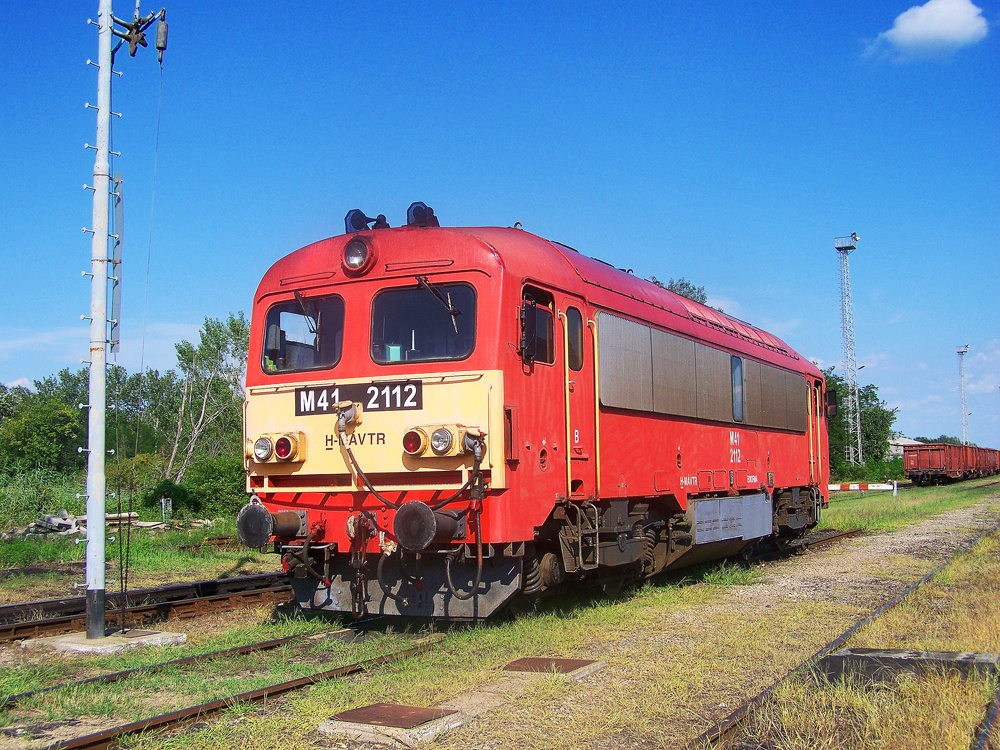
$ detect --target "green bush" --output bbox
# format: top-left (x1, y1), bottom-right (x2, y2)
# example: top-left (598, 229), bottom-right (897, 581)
top-left (182, 453), bottom-right (247, 518)
top-left (143, 478), bottom-right (199, 518)
top-left (830, 456), bottom-right (904, 483)
top-left (0, 396), bottom-right (83, 472)
top-left (106, 453), bottom-right (166, 505)
top-left (140, 454), bottom-right (246, 520)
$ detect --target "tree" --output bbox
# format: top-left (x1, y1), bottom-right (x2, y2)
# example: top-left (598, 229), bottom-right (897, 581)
top-left (0, 395), bottom-right (84, 472)
top-left (823, 367), bottom-right (899, 478)
top-left (0, 383), bottom-right (31, 425)
top-left (106, 366), bottom-right (183, 458)
top-left (914, 435), bottom-right (963, 445)
top-left (648, 276), bottom-right (708, 305)
top-left (34, 367), bottom-right (89, 413)
top-left (32, 366), bottom-right (183, 460)
top-left (165, 313), bottom-right (249, 483)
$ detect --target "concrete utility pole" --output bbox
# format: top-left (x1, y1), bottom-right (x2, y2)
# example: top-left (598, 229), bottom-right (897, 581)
top-left (958, 345), bottom-right (969, 446)
top-left (835, 233), bottom-right (863, 465)
top-left (83, 0), bottom-right (166, 640)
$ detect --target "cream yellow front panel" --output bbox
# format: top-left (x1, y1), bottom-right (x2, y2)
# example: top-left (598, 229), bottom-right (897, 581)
top-left (245, 370), bottom-right (505, 492)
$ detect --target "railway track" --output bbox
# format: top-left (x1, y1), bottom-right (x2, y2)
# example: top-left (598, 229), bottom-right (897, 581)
top-left (0, 573), bottom-right (290, 643)
top-left (30, 633), bottom-right (439, 750)
top-left (177, 535), bottom-right (238, 552)
top-left (688, 519), bottom-right (1000, 750)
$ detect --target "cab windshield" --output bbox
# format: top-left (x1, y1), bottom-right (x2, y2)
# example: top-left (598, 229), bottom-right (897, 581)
top-left (262, 294), bottom-right (345, 373)
top-left (371, 282), bottom-right (476, 363)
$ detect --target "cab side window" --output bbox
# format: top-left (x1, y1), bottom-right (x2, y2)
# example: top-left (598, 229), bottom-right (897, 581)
top-left (567, 306), bottom-right (584, 371)
top-left (520, 286), bottom-right (555, 365)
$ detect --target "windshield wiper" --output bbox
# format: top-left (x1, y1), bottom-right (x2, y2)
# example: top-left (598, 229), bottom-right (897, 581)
top-left (294, 291), bottom-right (323, 353)
top-left (416, 275), bottom-right (461, 334)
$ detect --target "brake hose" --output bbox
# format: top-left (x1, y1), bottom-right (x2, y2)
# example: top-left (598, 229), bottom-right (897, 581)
top-left (444, 504), bottom-right (483, 600)
top-left (339, 407), bottom-right (487, 601)
top-left (339, 413), bottom-right (485, 512)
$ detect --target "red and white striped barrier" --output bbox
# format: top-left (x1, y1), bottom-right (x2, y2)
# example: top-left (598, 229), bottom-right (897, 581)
top-left (828, 481), bottom-right (898, 495)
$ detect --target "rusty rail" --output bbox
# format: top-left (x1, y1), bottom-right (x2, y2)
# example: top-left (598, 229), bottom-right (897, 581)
top-left (3, 635), bottom-right (301, 708)
top-left (750, 527), bottom-right (864, 565)
top-left (0, 573), bottom-right (290, 643)
top-left (796, 528), bottom-right (864, 551)
top-left (1, 586), bottom-right (291, 643)
top-left (177, 536), bottom-right (238, 552)
top-left (38, 636), bottom-right (442, 750)
top-left (0, 572), bottom-right (284, 625)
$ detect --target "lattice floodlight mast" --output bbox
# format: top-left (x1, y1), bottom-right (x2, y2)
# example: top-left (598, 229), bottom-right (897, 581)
top-left (835, 233), bottom-right (863, 465)
top-left (83, 0), bottom-right (166, 640)
top-left (958, 345), bottom-right (969, 445)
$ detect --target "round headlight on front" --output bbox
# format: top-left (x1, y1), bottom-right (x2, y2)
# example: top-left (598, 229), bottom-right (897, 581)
top-left (342, 238), bottom-right (374, 274)
top-left (430, 428), bottom-right (453, 455)
top-left (253, 437), bottom-right (273, 461)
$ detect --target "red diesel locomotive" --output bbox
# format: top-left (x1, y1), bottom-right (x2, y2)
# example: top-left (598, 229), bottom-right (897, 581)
top-left (237, 204), bottom-right (832, 618)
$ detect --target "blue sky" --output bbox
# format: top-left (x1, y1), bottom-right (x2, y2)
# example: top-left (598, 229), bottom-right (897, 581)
top-left (1, 0), bottom-right (997, 446)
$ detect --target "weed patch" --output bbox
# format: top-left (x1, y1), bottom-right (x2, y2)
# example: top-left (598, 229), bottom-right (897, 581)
top-left (725, 671), bottom-right (995, 750)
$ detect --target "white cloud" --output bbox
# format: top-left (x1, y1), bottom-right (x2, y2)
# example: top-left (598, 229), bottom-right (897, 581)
top-left (0, 326), bottom-right (87, 360)
top-left (3, 377), bottom-right (34, 390)
top-left (868, 0), bottom-right (988, 58)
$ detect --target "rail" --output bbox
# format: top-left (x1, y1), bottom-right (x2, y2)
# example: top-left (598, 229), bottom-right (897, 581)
top-left (0, 573), bottom-right (290, 643)
top-left (36, 635), bottom-right (443, 750)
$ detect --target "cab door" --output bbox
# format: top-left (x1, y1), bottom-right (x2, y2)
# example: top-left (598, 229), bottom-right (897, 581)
top-left (558, 297), bottom-right (598, 500)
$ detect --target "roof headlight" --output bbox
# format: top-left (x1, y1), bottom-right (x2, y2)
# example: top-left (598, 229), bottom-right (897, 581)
top-left (253, 437), bottom-right (273, 461)
top-left (342, 238), bottom-right (375, 274)
top-left (430, 427), bottom-right (453, 455)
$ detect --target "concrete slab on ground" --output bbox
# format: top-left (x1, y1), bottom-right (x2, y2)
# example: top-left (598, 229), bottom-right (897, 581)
top-left (19, 628), bottom-right (187, 655)
top-left (318, 660), bottom-right (606, 747)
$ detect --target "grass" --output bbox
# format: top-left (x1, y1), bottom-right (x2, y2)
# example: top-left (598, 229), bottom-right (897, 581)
top-left (0, 469), bottom-right (85, 530)
top-left (0, 558), bottom-right (771, 750)
top-left (4, 480), bottom-right (999, 748)
top-left (726, 671), bottom-right (996, 750)
top-left (850, 534), bottom-right (1000, 654)
top-left (821, 476), bottom-right (1000, 532)
top-left (720, 528), bottom-right (1000, 750)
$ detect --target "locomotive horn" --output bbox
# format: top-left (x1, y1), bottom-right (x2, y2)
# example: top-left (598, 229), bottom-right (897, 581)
top-left (345, 209), bottom-right (374, 234)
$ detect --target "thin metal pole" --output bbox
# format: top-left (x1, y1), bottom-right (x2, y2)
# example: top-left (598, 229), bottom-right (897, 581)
top-left (836, 234), bottom-right (863, 465)
top-left (85, 0), bottom-right (113, 639)
top-left (958, 345), bottom-right (969, 446)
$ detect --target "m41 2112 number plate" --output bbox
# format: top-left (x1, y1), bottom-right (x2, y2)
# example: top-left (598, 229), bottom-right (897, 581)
top-left (295, 381), bottom-right (423, 416)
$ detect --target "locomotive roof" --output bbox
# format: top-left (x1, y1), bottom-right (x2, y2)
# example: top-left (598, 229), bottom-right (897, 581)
top-left (257, 225), bottom-right (822, 380)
